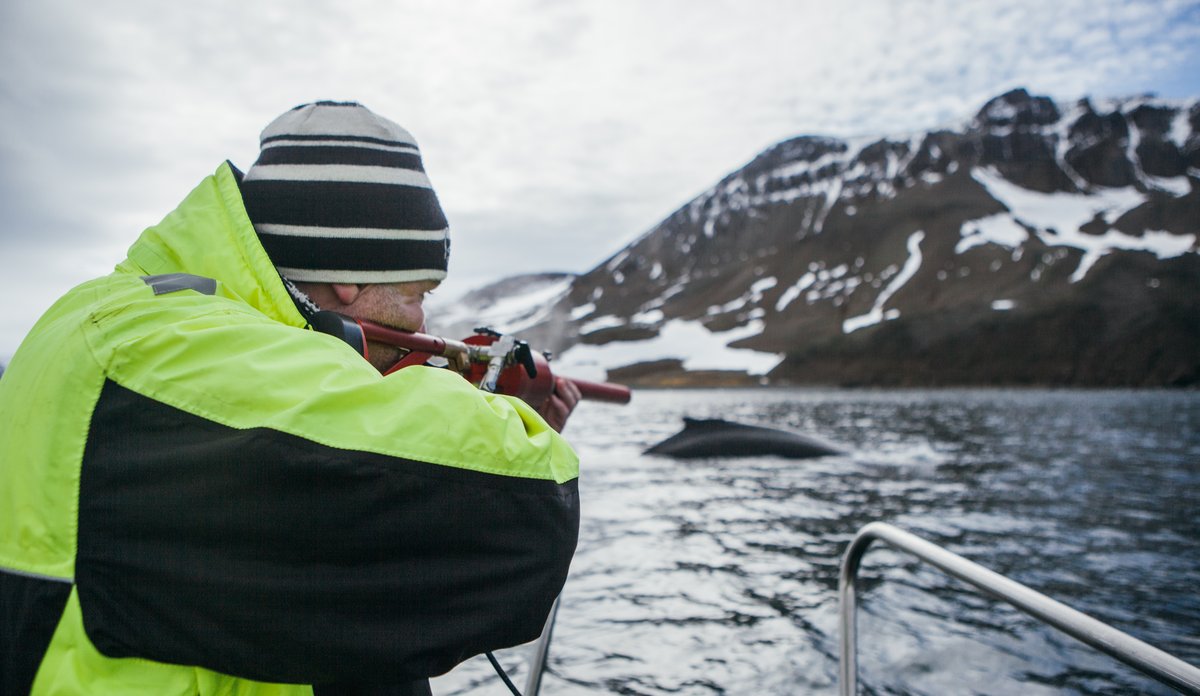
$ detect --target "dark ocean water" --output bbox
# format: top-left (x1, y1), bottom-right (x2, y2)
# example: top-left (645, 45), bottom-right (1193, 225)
top-left (433, 389), bottom-right (1200, 695)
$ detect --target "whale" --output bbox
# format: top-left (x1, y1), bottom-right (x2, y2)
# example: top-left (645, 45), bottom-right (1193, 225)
top-left (644, 417), bottom-right (843, 459)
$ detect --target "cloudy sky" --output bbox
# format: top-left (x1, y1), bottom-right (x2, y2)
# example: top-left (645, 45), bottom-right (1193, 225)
top-left (1, 0), bottom-right (1198, 359)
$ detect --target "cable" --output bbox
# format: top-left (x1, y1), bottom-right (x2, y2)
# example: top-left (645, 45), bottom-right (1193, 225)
top-left (486, 651), bottom-right (524, 696)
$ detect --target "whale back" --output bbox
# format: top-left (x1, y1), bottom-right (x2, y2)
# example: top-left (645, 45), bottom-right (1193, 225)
top-left (645, 417), bottom-right (842, 459)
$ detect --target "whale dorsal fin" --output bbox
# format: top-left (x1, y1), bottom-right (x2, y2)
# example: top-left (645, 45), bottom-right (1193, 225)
top-left (681, 417), bottom-right (741, 431)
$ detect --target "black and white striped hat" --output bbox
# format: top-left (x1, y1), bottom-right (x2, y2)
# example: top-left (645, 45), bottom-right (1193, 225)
top-left (241, 101), bottom-right (450, 284)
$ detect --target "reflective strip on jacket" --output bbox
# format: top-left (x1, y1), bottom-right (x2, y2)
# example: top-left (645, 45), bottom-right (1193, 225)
top-left (0, 162), bottom-right (581, 695)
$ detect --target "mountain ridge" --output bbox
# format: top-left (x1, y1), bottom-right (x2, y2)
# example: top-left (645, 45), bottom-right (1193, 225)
top-left (430, 89), bottom-right (1200, 387)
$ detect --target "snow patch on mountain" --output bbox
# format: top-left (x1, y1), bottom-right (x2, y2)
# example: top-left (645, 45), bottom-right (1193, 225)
top-left (1169, 108), bottom-right (1193, 148)
top-left (843, 231), bottom-right (925, 334)
top-left (555, 319), bottom-right (783, 381)
top-left (428, 274), bottom-right (573, 337)
top-left (570, 303), bottom-right (596, 320)
top-left (970, 167), bottom-right (1195, 281)
top-left (708, 277), bottom-right (777, 315)
top-left (581, 315), bottom-right (626, 334)
top-left (632, 308), bottom-right (665, 324)
top-left (957, 214), bottom-right (1029, 253)
top-left (1069, 229), bottom-right (1198, 281)
top-left (775, 272), bottom-right (817, 312)
top-left (1145, 175), bottom-right (1192, 197)
top-left (973, 166), bottom-right (1147, 230)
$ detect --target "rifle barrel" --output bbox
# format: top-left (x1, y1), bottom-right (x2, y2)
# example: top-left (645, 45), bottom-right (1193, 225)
top-left (359, 320), bottom-right (451, 355)
top-left (565, 377), bottom-right (632, 404)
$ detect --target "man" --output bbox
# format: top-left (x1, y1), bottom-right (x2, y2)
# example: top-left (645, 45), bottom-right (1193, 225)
top-left (0, 101), bottom-right (581, 695)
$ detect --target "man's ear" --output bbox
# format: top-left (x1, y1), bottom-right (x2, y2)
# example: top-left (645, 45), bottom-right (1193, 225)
top-left (331, 283), bottom-right (363, 305)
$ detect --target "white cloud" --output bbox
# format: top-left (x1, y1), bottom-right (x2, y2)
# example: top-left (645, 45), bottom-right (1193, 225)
top-left (1, 0), bottom-right (1199, 358)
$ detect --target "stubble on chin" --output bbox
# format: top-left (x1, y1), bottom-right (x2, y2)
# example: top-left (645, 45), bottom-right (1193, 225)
top-left (365, 342), bottom-right (403, 373)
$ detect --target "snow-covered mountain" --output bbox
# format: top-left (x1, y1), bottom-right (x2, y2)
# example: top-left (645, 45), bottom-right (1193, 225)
top-left (428, 272), bottom-right (576, 340)
top-left (432, 89), bottom-right (1200, 387)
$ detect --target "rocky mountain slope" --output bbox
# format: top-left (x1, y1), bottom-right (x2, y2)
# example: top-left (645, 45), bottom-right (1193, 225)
top-left (431, 89), bottom-right (1200, 387)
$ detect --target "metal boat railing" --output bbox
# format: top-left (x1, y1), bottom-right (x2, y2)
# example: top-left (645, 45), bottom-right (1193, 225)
top-left (523, 596), bottom-right (560, 696)
top-left (520, 521), bottom-right (1200, 695)
top-left (839, 522), bottom-right (1200, 695)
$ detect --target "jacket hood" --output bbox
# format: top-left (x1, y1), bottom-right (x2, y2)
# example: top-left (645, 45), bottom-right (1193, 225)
top-left (115, 162), bottom-right (306, 328)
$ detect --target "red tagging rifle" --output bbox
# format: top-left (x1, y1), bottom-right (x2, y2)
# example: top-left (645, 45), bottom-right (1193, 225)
top-left (312, 311), bottom-right (631, 409)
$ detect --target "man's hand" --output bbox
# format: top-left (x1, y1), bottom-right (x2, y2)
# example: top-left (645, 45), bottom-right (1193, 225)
top-left (538, 377), bottom-right (582, 433)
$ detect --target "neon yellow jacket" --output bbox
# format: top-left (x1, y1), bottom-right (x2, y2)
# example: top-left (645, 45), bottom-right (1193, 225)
top-left (0, 162), bottom-right (580, 695)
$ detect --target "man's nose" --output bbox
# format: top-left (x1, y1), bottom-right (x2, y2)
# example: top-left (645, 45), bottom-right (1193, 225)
top-left (407, 302), bottom-right (426, 333)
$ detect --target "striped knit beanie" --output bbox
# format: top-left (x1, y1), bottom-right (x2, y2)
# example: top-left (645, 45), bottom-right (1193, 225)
top-left (241, 101), bottom-right (450, 284)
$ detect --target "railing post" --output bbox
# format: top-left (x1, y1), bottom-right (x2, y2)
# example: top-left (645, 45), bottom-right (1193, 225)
top-left (838, 524), bottom-right (877, 696)
top-left (524, 595), bottom-right (561, 696)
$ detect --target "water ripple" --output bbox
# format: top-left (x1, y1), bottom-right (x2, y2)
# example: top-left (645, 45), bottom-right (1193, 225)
top-left (434, 389), bottom-right (1200, 695)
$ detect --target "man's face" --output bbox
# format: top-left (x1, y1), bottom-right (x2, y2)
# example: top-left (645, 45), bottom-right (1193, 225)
top-left (296, 280), bottom-right (440, 372)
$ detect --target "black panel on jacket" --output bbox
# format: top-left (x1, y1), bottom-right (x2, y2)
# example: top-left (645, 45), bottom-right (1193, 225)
top-left (314, 679), bottom-right (433, 696)
top-left (1, 570), bottom-right (73, 695)
top-left (76, 379), bottom-right (578, 685)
